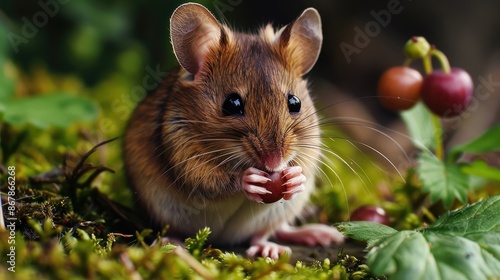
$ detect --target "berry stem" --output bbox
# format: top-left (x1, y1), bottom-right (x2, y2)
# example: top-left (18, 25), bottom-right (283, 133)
top-left (430, 49), bottom-right (451, 74)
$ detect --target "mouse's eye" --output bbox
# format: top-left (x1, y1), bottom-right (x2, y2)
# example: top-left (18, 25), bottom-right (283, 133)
top-left (222, 93), bottom-right (244, 116)
top-left (287, 93), bottom-right (301, 113)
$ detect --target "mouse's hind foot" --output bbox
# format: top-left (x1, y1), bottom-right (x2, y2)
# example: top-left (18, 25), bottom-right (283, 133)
top-left (275, 223), bottom-right (344, 247)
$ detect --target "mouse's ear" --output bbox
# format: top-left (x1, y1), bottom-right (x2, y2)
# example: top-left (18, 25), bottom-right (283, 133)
top-left (170, 3), bottom-right (223, 75)
top-left (278, 8), bottom-right (322, 76)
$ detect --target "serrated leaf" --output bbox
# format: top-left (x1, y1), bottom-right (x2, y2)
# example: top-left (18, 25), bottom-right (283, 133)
top-left (417, 152), bottom-right (469, 208)
top-left (449, 125), bottom-right (500, 161)
top-left (335, 221), bottom-right (397, 245)
top-left (426, 195), bottom-right (500, 235)
top-left (400, 102), bottom-right (435, 150)
top-left (460, 160), bottom-right (500, 182)
top-left (348, 197), bottom-right (500, 280)
top-left (1, 93), bottom-right (98, 128)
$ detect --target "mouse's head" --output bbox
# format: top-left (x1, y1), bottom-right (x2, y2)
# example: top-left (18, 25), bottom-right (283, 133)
top-left (167, 3), bottom-right (322, 176)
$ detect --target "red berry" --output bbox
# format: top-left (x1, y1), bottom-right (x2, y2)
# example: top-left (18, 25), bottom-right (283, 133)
top-left (377, 66), bottom-right (423, 111)
top-left (256, 172), bottom-right (287, 204)
top-left (421, 68), bottom-right (473, 117)
top-left (350, 205), bottom-right (390, 226)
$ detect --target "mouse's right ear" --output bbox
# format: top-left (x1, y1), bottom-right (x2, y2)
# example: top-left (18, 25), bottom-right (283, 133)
top-left (170, 3), bottom-right (224, 75)
top-left (277, 8), bottom-right (322, 76)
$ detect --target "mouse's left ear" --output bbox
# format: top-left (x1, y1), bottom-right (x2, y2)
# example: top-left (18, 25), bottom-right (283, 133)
top-left (278, 8), bottom-right (323, 76)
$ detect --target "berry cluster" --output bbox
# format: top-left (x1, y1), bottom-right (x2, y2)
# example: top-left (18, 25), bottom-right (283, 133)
top-left (377, 36), bottom-right (474, 118)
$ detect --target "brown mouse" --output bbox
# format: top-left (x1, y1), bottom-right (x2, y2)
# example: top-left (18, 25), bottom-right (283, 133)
top-left (123, 2), bottom-right (343, 259)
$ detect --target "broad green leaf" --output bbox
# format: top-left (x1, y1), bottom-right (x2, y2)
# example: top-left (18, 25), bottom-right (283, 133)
top-left (335, 221), bottom-right (397, 245)
top-left (449, 125), bottom-right (500, 161)
top-left (400, 102), bottom-right (435, 150)
top-left (367, 230), bottom-right (437, 279)
top-left (460, 160), bottom-right (500, 182)
top-left (424, 232), bottom-right (500, 279)
top-left (417, 152), bottom-right (469, 208)
top-left (1, 93), bottom-right (98, 128)
top-left (343, 196), bottom-right (500, 280)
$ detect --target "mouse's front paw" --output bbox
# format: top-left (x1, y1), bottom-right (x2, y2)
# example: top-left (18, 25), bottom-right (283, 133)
top-left (241, 167), bottom-right (272, 203)
top-left (282, 166), bottom-right (306, 200)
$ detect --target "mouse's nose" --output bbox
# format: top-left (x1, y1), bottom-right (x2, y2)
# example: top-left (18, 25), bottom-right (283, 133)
top-left (262, 151), bottom-right (287, 172)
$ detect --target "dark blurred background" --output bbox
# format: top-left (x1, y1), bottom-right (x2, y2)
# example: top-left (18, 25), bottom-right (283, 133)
top-left (1, 0), bottom-right (500, 162)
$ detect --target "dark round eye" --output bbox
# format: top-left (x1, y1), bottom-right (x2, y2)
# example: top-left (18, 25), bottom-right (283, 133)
top-left (287, 93), bottom-right (301, 113)
top-left (222, 93), bottom-right (244, 116)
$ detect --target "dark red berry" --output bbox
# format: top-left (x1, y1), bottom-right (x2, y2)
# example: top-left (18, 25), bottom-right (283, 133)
top-left (350, 205), bottom-right (390, 226)
top-left (421, 68), bottom-right (473, 117)
top-left (377, 66), bottom-right (423, 111)
top-left (257, 172), bottom-right (286, 204)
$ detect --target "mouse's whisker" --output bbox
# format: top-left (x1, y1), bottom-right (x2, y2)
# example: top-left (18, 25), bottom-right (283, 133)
top-left (299, 116), bottom-right (411, 177)
top-left (293, 150), bottom-right (336, 195)
top-left (155, 145), bottom-right (242, 197)
top-left (124, 119), bottom-right (217, 136)
top-left (320, 116), bottom-right (413, 160)
top-left (321, 135), bottom-right (405, 182)
top-left (296, 143), bottom-right (372, 195)
top-left (184, 151), bottom-right (244, 201)
top-left (285, 106), bottom-right (321, 136)
top-left (320, 143), bottom-right (375, 197)
top-left (294, 149), bottom-right (350, 214)
top-left (158, 144), bottom-right (241, 178)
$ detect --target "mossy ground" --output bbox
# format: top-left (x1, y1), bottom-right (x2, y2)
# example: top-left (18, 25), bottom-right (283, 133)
top-left (0, 124), bottom-right (384, 279)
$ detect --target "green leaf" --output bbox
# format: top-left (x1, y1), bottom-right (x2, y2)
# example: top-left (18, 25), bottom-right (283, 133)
top-left (367, 230), bottom-right (437, 279)
top-left (426, 195), bottom-right (500, 235)
top-left (449, 125), bottom-right (500, 161)
top-left (343, 196), bottom-right (500, 279)
top-left (417, 152), bottom-right (469, 208)
top-left (335, 221), bottom-right (397, 245)
top-left (1, 93), bottom-right (98, 128)
top-left (400, 102), bottom-right (435, 150)
top-left (0, 60), bottom-right (17, 101)
top-left (424, 232), bottom-right (500, 279)
top-left (460, 160), bottom-right (500, 182)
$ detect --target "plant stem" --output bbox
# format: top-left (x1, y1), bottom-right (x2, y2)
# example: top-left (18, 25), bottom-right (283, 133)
top-left (421, 52), bottom-right (445, 160)
top-left (431, 114), bottom-right (444, 160)
top-left (422, 55), bottom-right (433, 75)
top-left (421, 206), bottom-right (437, 223)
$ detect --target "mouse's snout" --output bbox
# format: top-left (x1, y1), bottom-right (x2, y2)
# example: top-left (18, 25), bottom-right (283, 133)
top-left (245, 131), bottom-right (291, 172)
